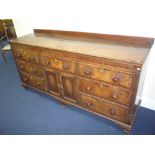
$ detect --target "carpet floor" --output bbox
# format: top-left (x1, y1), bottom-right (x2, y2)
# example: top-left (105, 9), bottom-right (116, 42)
top-left (0, 51), bottom-right (155, 135)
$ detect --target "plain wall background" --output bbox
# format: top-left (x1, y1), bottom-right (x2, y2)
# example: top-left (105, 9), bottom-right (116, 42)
top-left (1, 0), bottom-right (155, 110)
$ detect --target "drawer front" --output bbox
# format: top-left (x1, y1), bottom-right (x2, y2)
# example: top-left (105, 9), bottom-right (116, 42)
top-left (40, 56), bottom-right (53, 67)
top-left (14, 50), bottom-right (30, 61)
top-left (20, 72), bottom-right (45, 90)
top-left (78, 78), bottom-right (129, 105)
top-left (100, 100), bottom-right (126, 122)
top-left (78, 63), bottom-right (132, 89)
top-left (40, 56), bottom-right (76, 74)
top-left (16, 59), bottom-right (30, 73)
top-left (29, 52), bottom-right (40, 64)
top-left (16, 60), bottom-right (44, 78)
top-left (58, 59), bottom-right (76, 74)
top-left (14, 50), bottom-right (40, 64)
top-left (80, 94), bottom-right (102, 113)
top-left (80, 94), bottom-right (126, 121)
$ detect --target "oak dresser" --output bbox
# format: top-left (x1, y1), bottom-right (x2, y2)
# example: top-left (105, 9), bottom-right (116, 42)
top-left (10, 29), bottom-right (154, 132)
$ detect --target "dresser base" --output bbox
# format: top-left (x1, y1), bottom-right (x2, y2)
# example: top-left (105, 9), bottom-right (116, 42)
top-left (21, 83), bottom-right (135, 133)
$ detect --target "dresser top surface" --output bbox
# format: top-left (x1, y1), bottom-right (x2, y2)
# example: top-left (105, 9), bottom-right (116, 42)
top-left (11, 30), bottom-right (154, 64)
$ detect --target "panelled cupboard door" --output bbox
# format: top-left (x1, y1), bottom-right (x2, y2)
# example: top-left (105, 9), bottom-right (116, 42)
top-left (60, 72), bottom-right (77, 102)
top-left (46, 69), bottom-right (60, 96)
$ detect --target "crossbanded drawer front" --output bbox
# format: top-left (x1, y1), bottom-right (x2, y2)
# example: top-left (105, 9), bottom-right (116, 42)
top-left (20, 72), bottom-right (45, 90)
top-left (78, 78), bottom-right (130, 105)
top-left (14, 50), bottom-right (30, 61)
top-left (13, 49), bottom-right (40, 64)
top-left (78, 63), bottom-right (132, 89)
top-left (80, 94), bottom-right (126, 122)
top-left (16, 60), bottom-right (44, 78)
top-left (40, 56), bottom-right (76, 74)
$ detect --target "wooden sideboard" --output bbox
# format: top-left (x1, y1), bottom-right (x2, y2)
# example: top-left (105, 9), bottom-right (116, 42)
top-left (10, 29), bottom-right (154, 132)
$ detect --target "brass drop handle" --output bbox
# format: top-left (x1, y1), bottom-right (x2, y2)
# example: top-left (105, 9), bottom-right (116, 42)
top-left (86, 86), bottom-right (91, 91)
top-left (84, 69), bottom-right (92, 75)
top-left (112, 74), bottom-right (121, 83)
top-left (63, 62), bottom-right (70, 69)
top-left (111, 92), bottom-right (118, 99)
top-left (37, 82), bottom-right (41, 86)
top-left (109, 109), bottom-right (116, 116)
top-left (23, 77), bottom-right (28, 82)
top-left (87, 101), bottom-right (93, 107)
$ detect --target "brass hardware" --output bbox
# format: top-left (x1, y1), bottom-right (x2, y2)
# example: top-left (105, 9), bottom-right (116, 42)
top-left (112, 74), bottom-right (121, 83)
top-left (136, 68), bottom-right (141, 71)
top-left (86, 86), bottom-right (91, 91)
top-left (111, 92), bottom-right (118, 99)
top-left (87, 101), bottom-right (93, 107)
top-left (84, 69), bottom-right (92, 75)
top-left (100, 67), bottom-right (105, 73)
top-left (63, 62), bottom-right (70, 69)
top-left (99, 82), bottom-right (104, 88)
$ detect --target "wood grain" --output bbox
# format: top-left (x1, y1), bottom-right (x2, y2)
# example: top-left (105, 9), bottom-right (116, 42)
top-left (10, 29), bottom-right (154, 132)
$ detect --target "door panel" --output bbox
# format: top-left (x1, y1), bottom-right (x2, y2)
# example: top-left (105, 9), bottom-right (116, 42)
top-left (46, 70), bottom-right (60, 96)
top-left (61, 73), bottom-right (77, 101)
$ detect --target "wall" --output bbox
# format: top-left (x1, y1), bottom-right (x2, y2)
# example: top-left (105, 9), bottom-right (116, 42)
top-left (12, 0), bottom-right (155, 110)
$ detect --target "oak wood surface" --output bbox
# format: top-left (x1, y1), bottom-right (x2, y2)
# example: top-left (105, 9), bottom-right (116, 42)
top-left (10, 29), bottom-right (154, 132)
top-left (11, 31), bottom-right (153, 64)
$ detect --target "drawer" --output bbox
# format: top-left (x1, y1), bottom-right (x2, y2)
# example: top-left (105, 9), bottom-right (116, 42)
top-left (14, 50), bottom-right (30, 61)
top-left (100, 100), bottom-right (126, 122)
top-left (80, 94), bottom-right (103, 113)
top-left (58, 58), bottom-right (76, 74)
top-left (78, 63), bottom-right (132, 89)
top-left (20, 72), bottom-right (45, 90)
top-left (29, 52), bottom-right (40, 64)
top-left (16, 60), bottom-right (44, 78)
top-left (40, 56), bottom-right (76, 74)
top-left (30, 63), bottom-right (44, 77)
top-left (80, 94), bottom-right (126, 122)
top-left (14, 50), bottom-right (40, 64)
top-left (16, 59), bottom-right (29, 73)
top-left (78, 78), bottom-right (130, 105)
top-left (40, 56), bottom-right (53, 67)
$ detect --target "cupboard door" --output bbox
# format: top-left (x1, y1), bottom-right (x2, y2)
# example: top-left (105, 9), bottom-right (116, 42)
top-left (60, 73), bottom-right (77, 102)
top-left (46, 69), bottom-right (60, 96)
